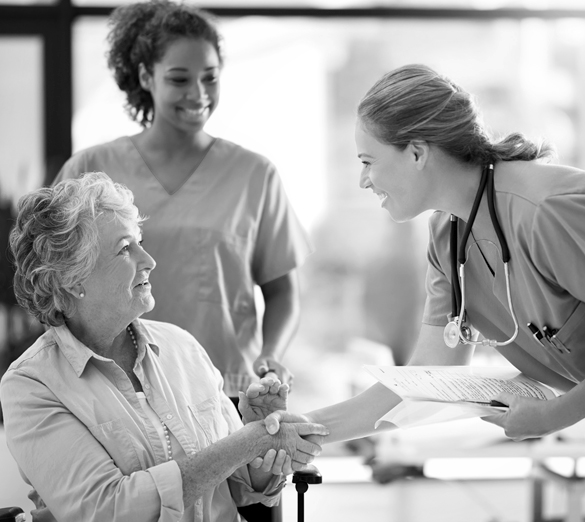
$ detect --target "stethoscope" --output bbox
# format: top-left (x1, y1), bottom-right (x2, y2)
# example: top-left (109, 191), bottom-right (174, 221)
top-left (443, 163), bottom-right (519, 349)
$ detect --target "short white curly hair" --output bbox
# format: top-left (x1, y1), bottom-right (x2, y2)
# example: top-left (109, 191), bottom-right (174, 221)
top-left (10, 171), bottom-right (146, 326)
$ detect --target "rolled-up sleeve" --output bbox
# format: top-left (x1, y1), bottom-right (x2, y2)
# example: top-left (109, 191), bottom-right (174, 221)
top-left (228, 467), bottom-right (286, 507)
top-left (1, 369), bottom-right (184, 522)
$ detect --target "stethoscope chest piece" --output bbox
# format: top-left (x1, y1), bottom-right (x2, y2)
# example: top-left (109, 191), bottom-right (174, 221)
top-left (444, 319), bottom-right (472, 348)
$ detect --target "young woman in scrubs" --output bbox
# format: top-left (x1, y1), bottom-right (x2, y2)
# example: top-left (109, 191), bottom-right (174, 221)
top-left (56, 0), bottom-right (311, 398)
top-left (261, 63), bottom-right (585, 444)
top-left (55, 5), bottom-right (311, 518)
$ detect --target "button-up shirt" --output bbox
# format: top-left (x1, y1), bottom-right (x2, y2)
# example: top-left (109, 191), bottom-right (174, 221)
top-left (0, 319), bottom-right (283, 522)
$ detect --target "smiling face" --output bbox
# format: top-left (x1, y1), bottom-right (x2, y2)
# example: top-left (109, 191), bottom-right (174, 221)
top-left (80, 213), bottom-right (156, 329)
top-left (140, 37), bottom-right (221, 135)
top-left (355, 121), bottom-right (426, 223)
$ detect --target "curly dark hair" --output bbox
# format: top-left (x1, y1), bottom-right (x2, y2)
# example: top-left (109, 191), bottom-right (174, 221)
top-left (106, 0), bottom-right (223, 127)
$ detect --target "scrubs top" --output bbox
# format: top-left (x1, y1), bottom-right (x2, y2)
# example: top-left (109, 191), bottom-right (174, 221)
top-left (56, 137), bottom-right (313, 396)
top-left (422, 160), bottom-right (585, 390)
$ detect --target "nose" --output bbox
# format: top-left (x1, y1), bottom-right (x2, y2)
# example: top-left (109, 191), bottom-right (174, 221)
top-left (359, 167), bottom-right (371, 189)
top-left (140, 246), bottom-right (156, 272)
top-left (187, 80), bottom-right (208, 103)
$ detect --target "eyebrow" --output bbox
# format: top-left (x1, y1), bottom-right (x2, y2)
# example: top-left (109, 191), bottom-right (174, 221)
top-left (114, 231), bottom-right (142, 247)
top-left (167, 65), bottom-right (219, 73)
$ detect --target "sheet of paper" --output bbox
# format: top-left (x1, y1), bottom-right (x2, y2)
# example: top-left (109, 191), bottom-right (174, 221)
top-left (376, 399), bottom-right (502, 429)
top-left (364, 365), bottom-right (556, 403)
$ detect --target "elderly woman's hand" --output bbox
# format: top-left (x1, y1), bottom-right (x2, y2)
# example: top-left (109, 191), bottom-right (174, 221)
top-left (249, 449), bottom-right (294, 476)
top-left (263, 410), bottom-right (311, 435)
top-left (239, 376), bottom-right (289, 424)
top-left (262, 419), bottom-right (327, 472)
top-left (247, 416), bottom-right (327, 478)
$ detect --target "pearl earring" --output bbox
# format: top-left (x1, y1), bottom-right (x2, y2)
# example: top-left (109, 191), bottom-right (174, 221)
top-left (79, 292), bottom-right (85, 298)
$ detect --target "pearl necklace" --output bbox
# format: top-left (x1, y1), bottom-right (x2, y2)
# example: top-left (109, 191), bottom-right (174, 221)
top-left (127, 325), bottom-right (173, 461)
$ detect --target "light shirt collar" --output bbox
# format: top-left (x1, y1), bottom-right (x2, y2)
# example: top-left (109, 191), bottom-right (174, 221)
top-left (52, 319), bottom-right (160, 378)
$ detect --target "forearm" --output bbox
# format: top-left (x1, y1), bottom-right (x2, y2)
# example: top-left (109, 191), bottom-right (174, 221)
top-left (548, 380), bottom-right (585, 432)
top-left (177, 420), bottom-right (310, 507)
top-left (177, 422), bottom-right (272, 507)
top-left (261, 272), bottom-right (299, 359)
top-left (305, 382), bottom-right (401, 444)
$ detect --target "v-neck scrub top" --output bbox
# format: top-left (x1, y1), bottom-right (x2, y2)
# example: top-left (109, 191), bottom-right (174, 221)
top-left (56, 137), bottom-right (313, 396)
top-left (422, 161), bottom-right (585, 390)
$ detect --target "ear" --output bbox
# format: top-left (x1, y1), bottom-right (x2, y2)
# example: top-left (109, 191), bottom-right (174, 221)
top-left (138, 63), bottom-right (152, 91)
top-left (64, 283), bottom-right (85, 300)
top-left (408, 140), bottom-right (430, 171)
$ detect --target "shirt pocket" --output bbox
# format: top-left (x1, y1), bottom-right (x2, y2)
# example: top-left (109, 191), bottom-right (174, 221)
top-left (187, 396), bottom-right (230, 446)
top-left (88, 419), bottom-right (143, 475)
top-left (554, 301), bottom-right (585, 359)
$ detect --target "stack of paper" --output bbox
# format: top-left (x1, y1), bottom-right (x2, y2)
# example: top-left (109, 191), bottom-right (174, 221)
top-left (364, 365), bottom-right (556, 429)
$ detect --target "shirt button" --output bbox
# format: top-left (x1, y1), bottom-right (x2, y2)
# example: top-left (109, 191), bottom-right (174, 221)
top-left (144, 384), bottom-right (150, 390)
top-left (166, 414), bottom-right (173, 420)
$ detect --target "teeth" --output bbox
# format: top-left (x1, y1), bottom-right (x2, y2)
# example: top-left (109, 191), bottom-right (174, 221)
top-left (184, 107), bottom-right (207, 116)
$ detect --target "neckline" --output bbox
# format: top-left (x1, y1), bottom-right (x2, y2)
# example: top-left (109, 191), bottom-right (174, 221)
top-left (127, 135), bottom-right (218, 196)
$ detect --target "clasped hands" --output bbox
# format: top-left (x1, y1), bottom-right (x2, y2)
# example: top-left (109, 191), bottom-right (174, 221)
top-left (239, 376), bottom-right (328, 476)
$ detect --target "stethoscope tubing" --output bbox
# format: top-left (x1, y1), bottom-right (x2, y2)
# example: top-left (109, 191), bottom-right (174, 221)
top-left (450, 163), bottom-right (519, 347)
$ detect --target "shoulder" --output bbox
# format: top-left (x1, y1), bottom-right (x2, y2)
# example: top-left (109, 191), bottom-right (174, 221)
top-left (139, 319), bottom-right (211, 361)
top-left (139, 319), bottom-right (222, 384)
top-left (495, 161), bottom-right (585, 236)
top-left (1, 330), bottom-right (59, 383)
top-left (213, 138), bottom-right (276, 174)
top-left (141, 318), bottom-right (193, 343)
top-left (58, 137), bottom-right (133, 180)
top-left (498, 160), bottom-right (585, 206)
top-left (428, 210), bottom-right (451, 242)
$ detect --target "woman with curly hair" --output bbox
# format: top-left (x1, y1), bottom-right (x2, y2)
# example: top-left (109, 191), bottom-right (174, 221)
top-left (55, 0), bottom-right (309, 426)
top-left (1, 172), bottom-right (326, 522)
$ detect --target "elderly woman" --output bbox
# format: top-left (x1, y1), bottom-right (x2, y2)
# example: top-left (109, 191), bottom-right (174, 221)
top-left (0, 172), bottom-right (326, 522)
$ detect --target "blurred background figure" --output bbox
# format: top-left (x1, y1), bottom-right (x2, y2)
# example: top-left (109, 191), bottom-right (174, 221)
top-left (361, 219), bottom-right (426, 367)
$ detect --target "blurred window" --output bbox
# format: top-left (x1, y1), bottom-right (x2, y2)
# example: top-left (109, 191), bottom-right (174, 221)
top-left (73, 15), bottom-right (585, 413)
top-left (0, 36), bottom-right (44, 210)
top-left (0, 36), bottom-right (45, 419)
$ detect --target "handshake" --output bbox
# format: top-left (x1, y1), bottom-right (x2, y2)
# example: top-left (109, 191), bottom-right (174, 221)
top-left (239, 376), bottom-right (329, 477)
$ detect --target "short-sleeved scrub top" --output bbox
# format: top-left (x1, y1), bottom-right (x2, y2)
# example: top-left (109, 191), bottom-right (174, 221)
top-left (56, 137), bottom-right (313, 396)
top-left (422, 161), bottom-right (585, 391)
